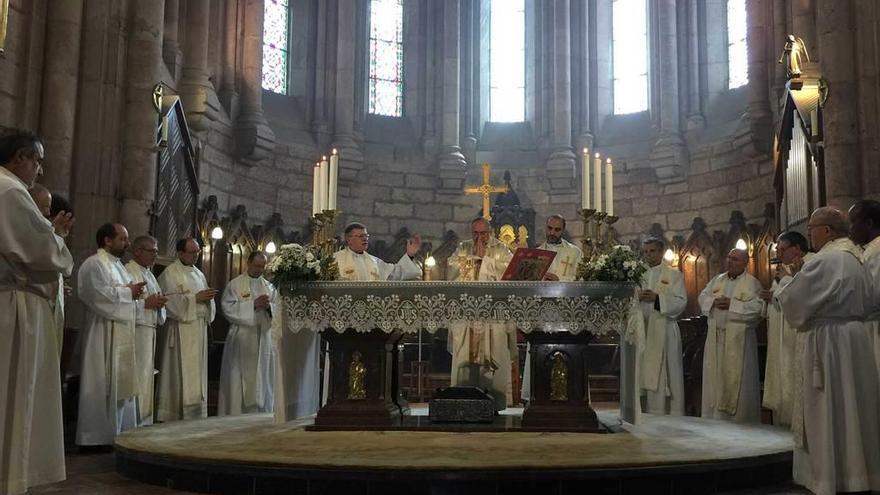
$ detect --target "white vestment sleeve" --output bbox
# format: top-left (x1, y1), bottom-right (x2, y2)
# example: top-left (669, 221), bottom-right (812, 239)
top-left (698, 278), bottom-right (716, 315)
top-left (658, 271), bottom-right (687, 318)
top-left (222, 278), bottom-right (255, 327)
top-left (78, 259), bottom-right (134, 321)
top-left (0, 187), bottom-right (73, 276)
top-left (776, 258), bottom-right (829, 329)
top-left (386, 254), bottom-right (422, 280)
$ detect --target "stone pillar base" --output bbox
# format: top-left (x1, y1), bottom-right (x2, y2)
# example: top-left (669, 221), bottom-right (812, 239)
top-left (438, 147), bottom-right (468, 192)
top-left (651, 134), bottom-right (688, 184)
top-left (546, 148), bottom-right (577, 191)
top-left (179, 78), bottom-right (222, 133)
top-left (332, 134), bottom-right (364, 181)
top-left (234, 112), bottom-right (276, 164)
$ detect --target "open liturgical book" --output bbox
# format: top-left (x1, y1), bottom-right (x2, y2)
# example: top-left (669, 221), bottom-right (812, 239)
top-left (501, 248), bottom-right (557, 281)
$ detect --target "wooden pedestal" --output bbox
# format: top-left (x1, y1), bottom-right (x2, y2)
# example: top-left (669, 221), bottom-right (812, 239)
top-left (521, 331), bottom-right (601, 432)
top-left (310, 329), bottom-right (409, 430)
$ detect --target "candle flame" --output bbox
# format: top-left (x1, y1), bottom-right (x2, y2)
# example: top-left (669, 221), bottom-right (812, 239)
top-left (594, 153), bottom-right (601, 158)
top-left (322, 156), bottom-right (327, 161)
top-left (332, 148), bottom-right (338, 155)
top-left (606, 157), bottom-right (612, 164)
top-left (582, 147), bottom-right (588, 154)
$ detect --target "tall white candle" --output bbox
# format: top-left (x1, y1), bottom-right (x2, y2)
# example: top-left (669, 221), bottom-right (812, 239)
top-left (581, 148), bottom-right (590, 209)
top-left (319, 155), bottom-right (329, 212)
top-left (593, 153), bottom-right (602, 212)
top-left (605, 157), bottom-right (614, 216)
top-left (312, 162), bottom-right (320, 216)
top-left (328, 149), bottom-right (339, 210)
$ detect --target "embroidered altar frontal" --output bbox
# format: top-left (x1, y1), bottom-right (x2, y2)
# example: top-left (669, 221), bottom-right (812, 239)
top-left (281, 281), bottom-right (634, 334)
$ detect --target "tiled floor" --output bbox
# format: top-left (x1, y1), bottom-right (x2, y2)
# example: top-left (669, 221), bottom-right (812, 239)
top-left (27, 449), bottom-right (812, 495)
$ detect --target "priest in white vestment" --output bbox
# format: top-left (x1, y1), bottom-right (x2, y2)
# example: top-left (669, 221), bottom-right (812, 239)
top-left (520, 215), bottom-right (583, 401)
top-left (333, 222), bottom-right (422, 281)
top-left (698, 248), bottom-right (763, 423)
top-left (447, 217), bottom-right (515, 411)
top-left (849, 199), bottom-right (880, 381)
top-left (76, 223), bottom-right (145, 445)
top-left (759, 231), bottom-right (811, 428)
top-left (777, 207), bottom-right (880, 495)
top-left (125, 235), bottom-right (167, 426)
top-left (0, 132), bottom-right (74, 495)
top-left (156, 238), bottom-right (217, 421)
top-left (219, 252), bottom-right (278, 415)
top-left (636, 238), bottom-right (687, 415)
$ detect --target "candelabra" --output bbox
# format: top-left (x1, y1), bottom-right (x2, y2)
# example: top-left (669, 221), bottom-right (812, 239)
top-left (309, 209), bottom-right (341, 259)
top-left (578, 208), bottom-right (619, 260)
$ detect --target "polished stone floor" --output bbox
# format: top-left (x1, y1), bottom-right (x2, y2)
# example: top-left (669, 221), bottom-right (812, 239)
top-left (29, 450), bottom-right (811, 495)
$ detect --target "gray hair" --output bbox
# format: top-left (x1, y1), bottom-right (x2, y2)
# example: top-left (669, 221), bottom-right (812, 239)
top-left (132, 235), bottom-right (158, 250)
top-left (812, 206), bottom-right (849, 236)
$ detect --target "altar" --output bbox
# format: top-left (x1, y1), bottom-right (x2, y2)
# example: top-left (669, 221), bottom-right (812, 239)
top-left (276, 280), bottom-right (634, 431)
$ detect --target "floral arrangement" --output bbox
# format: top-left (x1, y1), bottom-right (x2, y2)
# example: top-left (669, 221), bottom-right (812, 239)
top-left (576, 244), bottom-right (649, 283)
top-left (265, 243), bottom-right (337, 287)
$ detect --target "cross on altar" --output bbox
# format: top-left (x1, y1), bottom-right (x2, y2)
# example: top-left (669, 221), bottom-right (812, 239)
top-left (464, 163), bottom-right (509, 220)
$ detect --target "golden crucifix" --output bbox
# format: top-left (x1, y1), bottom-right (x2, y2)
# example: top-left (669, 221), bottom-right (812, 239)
top-left (464, 163), bottom-right (509, 220)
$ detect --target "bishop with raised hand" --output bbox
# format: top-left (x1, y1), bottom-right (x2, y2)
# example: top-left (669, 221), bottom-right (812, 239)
top-left (157, 238), bottom-right (217, 421)
top-left (76, 223), bottom-right (145, 445)
top-left (333, 222), bottom-right (422, 281)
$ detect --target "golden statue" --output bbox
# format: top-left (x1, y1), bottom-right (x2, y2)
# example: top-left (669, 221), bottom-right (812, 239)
top-left (778, 34), bottom-right (810, 79)
top-left (550, 351), bottom-right (568, 401)
top-left (517, 225), bottom-right (529, 248)
top-left (347, 351), bottom-right (367, 400)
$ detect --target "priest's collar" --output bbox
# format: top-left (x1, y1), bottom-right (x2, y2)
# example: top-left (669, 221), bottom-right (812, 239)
top-left (347, 247), bottom-right (366, 255)
top-left (727, 271), bottom-right (743, 280)
top-left (98, 247), bottom-right (121, 261)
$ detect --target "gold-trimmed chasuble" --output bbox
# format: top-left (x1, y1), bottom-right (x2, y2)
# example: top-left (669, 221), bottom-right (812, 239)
top-left (464, 163), bottom-right (509, 220)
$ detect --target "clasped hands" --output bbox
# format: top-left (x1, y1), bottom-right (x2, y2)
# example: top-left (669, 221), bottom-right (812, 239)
top-left (254, 294), bottom-right (271, 309)
top-left (638, 289), bottom-right (658, 302)
top-left (52, 210), bottom-right (75, 238)
top-left (712, 296), bottom-right (731, 310)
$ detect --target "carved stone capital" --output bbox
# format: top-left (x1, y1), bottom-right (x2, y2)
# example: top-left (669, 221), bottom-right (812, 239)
top-left (234, 111), bottom-right (276, 165)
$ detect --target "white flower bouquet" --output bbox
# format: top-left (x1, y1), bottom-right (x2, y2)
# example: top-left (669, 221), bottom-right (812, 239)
top-left (576, 244), bottom-right (648, 283)
top-left (266, 243), bottom-right (336, 287)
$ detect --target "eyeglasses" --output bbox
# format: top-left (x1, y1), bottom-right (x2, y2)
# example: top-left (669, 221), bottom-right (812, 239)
top-left (138, 248), bottom-right (159, 254)
top-left (349, 234), bottom-right (370, 240)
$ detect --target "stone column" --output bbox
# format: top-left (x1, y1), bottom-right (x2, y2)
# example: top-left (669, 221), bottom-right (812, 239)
top-left (685, 0), bottom-right (705, 129)
top-left (39, 0), bottom-right (83, 197)
top-left (546, 0), bottom-right (576, 190)
top-left (650, 0), bottom-right (687, 183)
top-left (573, 0), bottom-right (593, 152)
top-left (163, 0), bottom-right (182, 76)
top-left (737, 0), bottom-right (772, 157)
top-left (438, 0), bottom-right (467, 191)
top-left (311, 0), bottom-right (330, 149)
top-left (816, 0), bottom-right (861, 205)
top-left (218, 0), bottom-right (240, 110)
top-left (461, 0), bottom-right (477, 164)
top-left (178, 0), bottom-right (221, 132)
top-left (119, 0), bottom-right (165, 236)
top-left (332, 0), bottom-right (364, 174)
top-left (234, 0), bottom-right (275, 164)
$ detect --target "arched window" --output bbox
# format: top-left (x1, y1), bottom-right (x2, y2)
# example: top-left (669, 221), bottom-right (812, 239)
top-left (489, 0), bottom-right (525, 122)
top-left (727, 0), bottom-right (748, 89)
top-left (262, 0), bottom-right (290, 94)
top-left (612, 0), bottom-right (648, 114)
top-left (368, 0), bottom-right (404, 117)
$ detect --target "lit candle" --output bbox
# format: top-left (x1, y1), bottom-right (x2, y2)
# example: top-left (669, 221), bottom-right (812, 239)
top-left (605, 157), bottom-right (614, 216)
top-left (593, 153), bottom-right (602, 212)
top-left (581, 148), bottom-right (590, 209)
top-left (312, 162), bottom-right (320, 216)
top-left (810, 109), bottom-right (818, 137)
top-left (328, 149), bottom-right (339, 210)
top-left (319, 155), bottom-right (329, 212)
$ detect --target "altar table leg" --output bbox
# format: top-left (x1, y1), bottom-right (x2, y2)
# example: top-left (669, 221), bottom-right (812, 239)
top-left (521, 332), bottom-right (601, 432)
top-left (311, 329), bottom-right (407, 429)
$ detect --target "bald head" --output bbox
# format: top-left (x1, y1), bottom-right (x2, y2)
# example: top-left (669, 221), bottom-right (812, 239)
top-left (808, 206), bottom-right (848, 250)
top-left (28, 183), bottom-right (52, 218)
top-left (726, 248), bottom-right (749, 276)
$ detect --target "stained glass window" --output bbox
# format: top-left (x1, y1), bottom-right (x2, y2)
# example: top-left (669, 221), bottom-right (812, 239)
top-left (612, 0), bottom-right (649, 114)
top-left (369, 0), bottom-right (404, 117)
top-left (490, 0), bottom-right (525, 122)
top-left (727, 0), bottom-right (748, 89)
top-left (262, 0), bottom-right (290, 94)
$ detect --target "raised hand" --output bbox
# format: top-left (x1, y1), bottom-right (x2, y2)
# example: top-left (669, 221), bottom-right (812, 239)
top-left (52, 210), bottom-right (75, 238)
top-left (254, 294), bottom-right (271, 309)
top-left (639, 289), bottom-right (658, 302)
top-left (128, 282), bottom-right (147, 299)
top-left (406, 234), bottom-right (422, 257)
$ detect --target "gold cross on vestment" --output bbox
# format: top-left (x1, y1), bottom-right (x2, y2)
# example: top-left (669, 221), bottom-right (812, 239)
top-left (559, 256), bottom-right (573, 277)
top-left (464, 163), bottom-right (509, 220)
